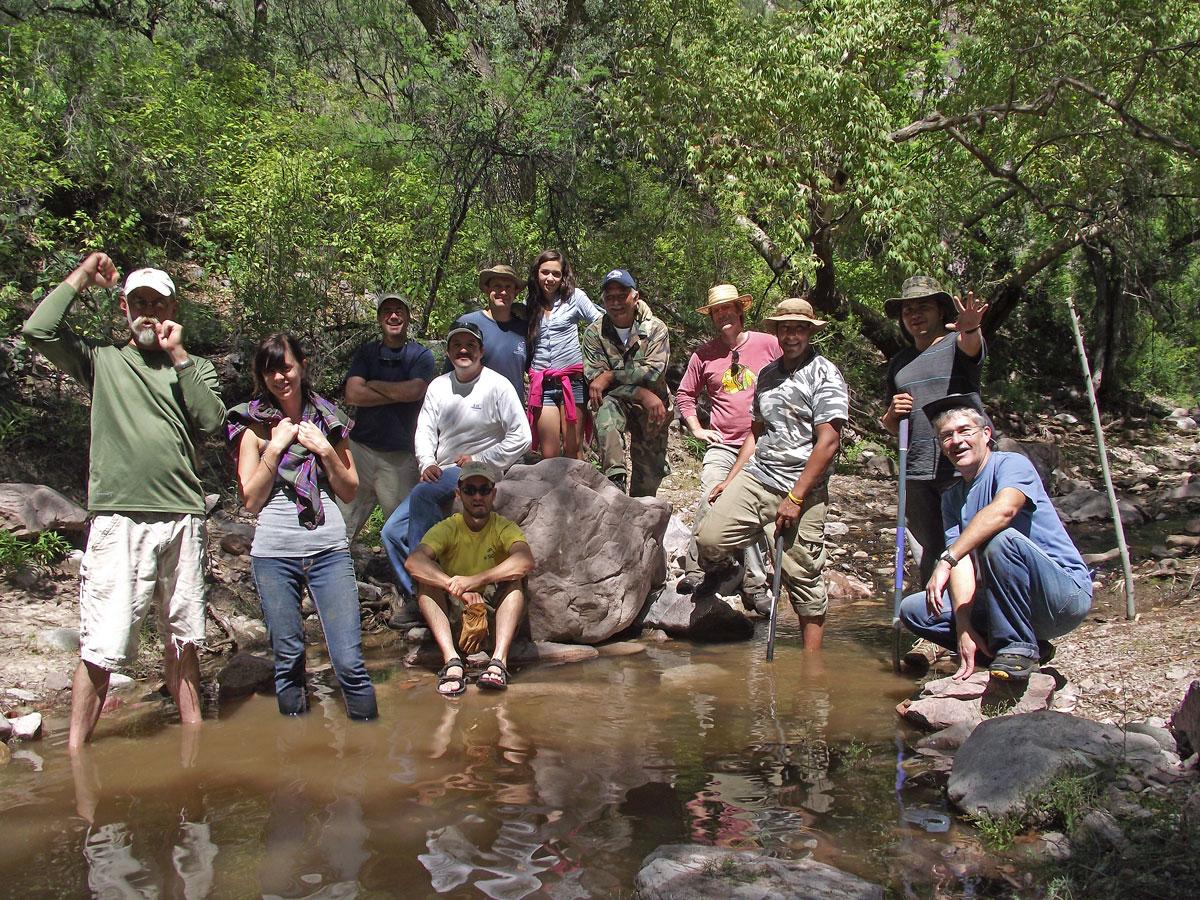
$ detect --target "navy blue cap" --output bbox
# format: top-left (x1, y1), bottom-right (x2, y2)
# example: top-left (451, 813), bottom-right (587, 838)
top-left (601, 268), bottom-right (637, 291)
top-left (446, 319), bottom-right (484, 345)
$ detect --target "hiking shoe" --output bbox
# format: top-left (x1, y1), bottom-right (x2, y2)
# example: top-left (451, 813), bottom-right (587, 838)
top-left (902, 639), bottom-right (949, 672)
top-left (1038, 641), bottom-right (1056, 664)
top-left (608, 473), bottom-right (627, 493)
top-left (753, 595), bottom-right (775, 618)
top-left (387, 597), bottom-right (423, 629)
top-left (677, 574), bottom-right (703, 595)
top-left (988, 653), bottom-right (1038, 681)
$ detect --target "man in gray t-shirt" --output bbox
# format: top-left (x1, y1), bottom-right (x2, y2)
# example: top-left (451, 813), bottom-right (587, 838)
top-left (696, 297), bottom-right (848, 650)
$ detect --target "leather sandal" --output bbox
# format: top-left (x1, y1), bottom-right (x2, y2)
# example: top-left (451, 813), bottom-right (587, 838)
top-left (478, 657), bottom-right (509, 691)
top-left (437, 658), bottom-right (467, 698)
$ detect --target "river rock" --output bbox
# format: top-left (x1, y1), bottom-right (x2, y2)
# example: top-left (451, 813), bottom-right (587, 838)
top-left (897, 673), bottom-right (1056, 731)
top-left (826, 570), bottom-right (872, 601)
top-left (1169, 680), bottom-right (1200, 756)
top-left (9, 713), bottom-right (42, 741)
top-left (634, 845), bottom-right (881, 899)
top-left (660, 663), bottom-right (727, 687)
top-left (508, 641), bottom-right (600, 665)
top-left (997, 438), bottom-right (1060, 486)
top-left (216, 652), bottom-right (275, 698)
top-left (35, 627), bottom-right (80, 653)
top-left (0, 483), bottom-right (87, 537)
top-left (492, 458), bottom-right (670, 644)
top-left (661, 515), bottom-right (691, 567)
top-left (596, 641), bottom-right (646, 658)
top-left (916, 720), bottom-right (977, 753)
top-left (1054, 488), bottom-right (1145, 526)
top-left (641, 585), bottom-right (754, 641)
top-left (1166, 534), bottom-right (1200, 550)
top-left (948, 711), bottom-right (1173, 817)
top-left (219, 532), bottom-right (252, 555)
top-left (1169, 476), bottom-right (1200, 500)
top-left (0, 717), bottom-right (11, 742)
top-left (45, 671), bottom-right (71, 692)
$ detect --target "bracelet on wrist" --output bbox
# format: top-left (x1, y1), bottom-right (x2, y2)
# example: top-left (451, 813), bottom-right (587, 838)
top-left (786, 490), bottom-right (802, 505)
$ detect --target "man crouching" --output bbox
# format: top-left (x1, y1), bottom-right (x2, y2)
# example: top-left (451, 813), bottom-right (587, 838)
top-left (899, 395), bottom-right (1093, 681)
top-left (404, 461), bottom-right (534, 696)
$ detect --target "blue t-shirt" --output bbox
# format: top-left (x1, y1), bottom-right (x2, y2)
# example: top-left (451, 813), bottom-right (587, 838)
top-left (451, 310), bottom-right (528, 402)
top-left (345, 340), bottom-right (436, 452)
top-left (942, 451), bottom-right (1091, 590)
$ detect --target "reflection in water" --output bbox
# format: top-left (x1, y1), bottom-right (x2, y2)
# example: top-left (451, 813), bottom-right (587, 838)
top-left (72, 724), bottom-right (218, 899)
top-left (0, 608), bottom-right (944, 897)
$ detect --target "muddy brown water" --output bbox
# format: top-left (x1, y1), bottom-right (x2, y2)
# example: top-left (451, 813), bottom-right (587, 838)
top-left (0, 604), bottom-right (980, 897)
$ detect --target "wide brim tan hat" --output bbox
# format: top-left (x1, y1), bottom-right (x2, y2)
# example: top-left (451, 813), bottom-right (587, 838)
top-left (884, 274), bottom-right (954, 319)
top-left (760, 297), bottom-right (827, 333)
top-left (696, 283), bottom-right (753, 315)
top-left (478, 264), bottom-right (521, 292)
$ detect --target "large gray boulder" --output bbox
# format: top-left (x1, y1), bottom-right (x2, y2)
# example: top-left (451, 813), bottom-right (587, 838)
top-left (634, 845), bottom-right (882, 899)
top-left (493, 458), bottom-right (670, 643)
top-left (0, 483), bottom-right (87, 537)
top-left (1053, 488), bottom-right (1145, 526)
top-left (642, 583), bottom-right (754, 641)
top-left (948, 710), bottom-right (1176, 818)
top-left (1170, 680), bottom-right (1200, 756)
top-left (216, 652), bottom-right (275, 698)
top-left (997, 438), bottom-right (1060, 486)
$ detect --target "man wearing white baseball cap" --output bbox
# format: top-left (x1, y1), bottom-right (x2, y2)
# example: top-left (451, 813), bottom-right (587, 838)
top-left (22, 251), bottom-right (225, 750)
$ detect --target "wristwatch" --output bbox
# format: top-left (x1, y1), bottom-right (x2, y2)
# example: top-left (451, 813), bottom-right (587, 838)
top-left (938, 548), bottom-right (959, 567)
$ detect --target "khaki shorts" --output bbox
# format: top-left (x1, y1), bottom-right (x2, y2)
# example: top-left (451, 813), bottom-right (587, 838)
top-left (79, 513), bottom-right (208, 670)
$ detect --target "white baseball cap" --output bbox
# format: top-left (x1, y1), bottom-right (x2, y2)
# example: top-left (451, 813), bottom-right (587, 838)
top-left (123, 268), bottom-right (176, 298)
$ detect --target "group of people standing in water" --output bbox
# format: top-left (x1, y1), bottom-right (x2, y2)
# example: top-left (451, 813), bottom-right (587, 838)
top-left (21, 247), bottom-right (1092, 746)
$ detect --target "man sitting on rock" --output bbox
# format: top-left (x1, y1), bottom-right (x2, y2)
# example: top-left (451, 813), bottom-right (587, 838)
top-left (582, 268), bottom-right (671, 496)
top-left (899, 395), bottom-right (1093, 681)
top-left (696, 297), bottom-right (848, 650)
top-left (676, 282), bottom-right (780, 607)
top-left (22, 252), bottom-right (225, 749)
top-left (381, 319), bottom-right (530, 606)
top-left (405, 461), bottom-right (534, 695)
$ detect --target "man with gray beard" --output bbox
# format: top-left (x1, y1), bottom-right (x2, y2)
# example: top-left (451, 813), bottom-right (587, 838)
top-left (22, 251), bottom-right (225, 750)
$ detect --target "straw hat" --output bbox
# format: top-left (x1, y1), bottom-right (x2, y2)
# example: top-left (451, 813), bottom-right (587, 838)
top-left (884, 275), bottom-right (955, 319)
top-left (760, 297), bottom-right (827, 333)
top-left (695, 283), bottom-right (753, 315)
top-left (478, 264), bottom-right (520, 292)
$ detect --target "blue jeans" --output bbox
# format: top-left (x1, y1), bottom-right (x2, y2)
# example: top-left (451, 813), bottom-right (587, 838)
top-left (899, 528), bottom-right (1092, 660)
top-left (250, 550), bottom-right (378, 720)
top-left (380, 465), bottom-right (460, 595)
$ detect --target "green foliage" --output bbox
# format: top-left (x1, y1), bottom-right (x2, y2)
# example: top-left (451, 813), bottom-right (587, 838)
top-left (0, 529), bottom-right (71, 575)
top-left (358, 507), bottom-right (386, 550)
top-left (971, 769), bottom-right (1101, 851)
top-left (681, 432), bottom-right (708, 462)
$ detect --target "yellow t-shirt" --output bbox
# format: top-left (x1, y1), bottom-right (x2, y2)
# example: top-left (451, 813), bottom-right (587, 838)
top-left (418, 512), bottom-right (526, 578)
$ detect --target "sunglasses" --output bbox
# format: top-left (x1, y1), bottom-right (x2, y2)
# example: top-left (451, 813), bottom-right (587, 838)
top-left (460, 483), bottom-right (494, 497)
top-left (939, 426), bottom-right (984, 445)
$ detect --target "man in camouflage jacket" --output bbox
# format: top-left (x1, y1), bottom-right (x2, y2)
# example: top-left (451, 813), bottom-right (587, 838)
top-left (582, 269), bottom-right (671, 497)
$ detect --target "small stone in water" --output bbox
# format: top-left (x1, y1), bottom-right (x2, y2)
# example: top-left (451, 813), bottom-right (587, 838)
top-left (852, 550), bottom-right (868, 560)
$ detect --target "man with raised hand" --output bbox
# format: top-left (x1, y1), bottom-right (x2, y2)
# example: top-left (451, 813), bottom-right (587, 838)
top-left (696, 297), bottom-right (848, 650)
top-left (899, 395), bottom-right (1092, 681)
top-left (380, 319), bottom-right (530, 603)
top-left (405, 461), bottom-right (534, 696)
top-left (676, 283), bottom-right (781, 604)
top-left (582, 268), bottom-right (671, 496)
top-left (22, 252), bottom-right (225, 749)
top-left (339, 291), bottom-right (435, 542)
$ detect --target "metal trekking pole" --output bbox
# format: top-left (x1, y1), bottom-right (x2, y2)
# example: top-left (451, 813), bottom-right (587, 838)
top-left (892, 417), bottom-right (910, 673)
top-left (766, 533), bottom-right (786, 662)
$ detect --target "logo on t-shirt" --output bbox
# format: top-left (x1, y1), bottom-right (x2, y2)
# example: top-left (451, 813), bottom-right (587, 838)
top-left (721, 365), bottom-right (755, 394)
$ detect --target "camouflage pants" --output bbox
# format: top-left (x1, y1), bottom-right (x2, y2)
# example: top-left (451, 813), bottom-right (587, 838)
top-left (594, 394), bottom-right (670, 497)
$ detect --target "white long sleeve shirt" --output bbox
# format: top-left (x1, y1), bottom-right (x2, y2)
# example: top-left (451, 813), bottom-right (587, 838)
top-left (414, 367), bottom-right (531, 472)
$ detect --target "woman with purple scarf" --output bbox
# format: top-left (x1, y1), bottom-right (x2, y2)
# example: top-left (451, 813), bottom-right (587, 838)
top-left (227, 333), bottom-right (377, 720)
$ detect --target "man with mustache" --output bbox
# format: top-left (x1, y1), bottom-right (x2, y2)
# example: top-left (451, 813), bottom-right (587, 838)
top-left (22, 251), bottom-right (225, 750)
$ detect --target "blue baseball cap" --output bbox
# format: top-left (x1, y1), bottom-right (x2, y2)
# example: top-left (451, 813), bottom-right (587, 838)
top-left (601, 269), bottom-right (637, 291)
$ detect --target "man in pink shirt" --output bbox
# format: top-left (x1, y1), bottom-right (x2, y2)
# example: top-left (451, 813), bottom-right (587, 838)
top-left (675, 283), bottom-right (781, 605)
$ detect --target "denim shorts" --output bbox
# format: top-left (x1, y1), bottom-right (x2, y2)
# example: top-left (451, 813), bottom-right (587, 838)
top-left (538, 372), bottom-right (585, 406)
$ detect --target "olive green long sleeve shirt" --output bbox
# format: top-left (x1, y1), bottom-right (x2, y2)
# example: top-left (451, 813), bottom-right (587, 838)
top-left (22, 283), bottom-right (225, 515)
